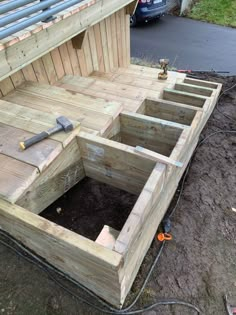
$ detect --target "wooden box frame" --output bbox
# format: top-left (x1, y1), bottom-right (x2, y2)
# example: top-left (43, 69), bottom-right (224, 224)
top-left (0, 76), bottom-right (222, 307)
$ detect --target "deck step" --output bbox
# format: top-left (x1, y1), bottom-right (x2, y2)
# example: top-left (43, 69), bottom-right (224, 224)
top-left (0, 99), bottom-right (82, 204)
top-left (17, 81), bottom-right (122, 119)
top-left (3, 86), bottom-right (114, 136)
top-left (163, 88), bottom-right (208, 107)
top-left (56, 75), bottom-right (141, 112)
top-left (175, 82), bottom-right (214, 97)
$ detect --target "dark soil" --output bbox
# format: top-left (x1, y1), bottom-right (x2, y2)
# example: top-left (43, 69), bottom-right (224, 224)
top-left (40, 178), bottom-right (138, 241)
top-left (0, 74), bottom-right (236, 315)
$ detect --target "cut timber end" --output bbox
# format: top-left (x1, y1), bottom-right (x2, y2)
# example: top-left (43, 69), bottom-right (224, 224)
top-left (96, 225), bottom-right (119, 250)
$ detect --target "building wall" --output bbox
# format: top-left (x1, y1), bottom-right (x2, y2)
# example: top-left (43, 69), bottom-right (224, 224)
top-left (0, 8), bottom-right (130, 97)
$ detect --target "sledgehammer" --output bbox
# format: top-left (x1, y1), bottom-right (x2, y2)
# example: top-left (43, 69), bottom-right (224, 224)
top-left (20, 116), bottom-right (73, 150)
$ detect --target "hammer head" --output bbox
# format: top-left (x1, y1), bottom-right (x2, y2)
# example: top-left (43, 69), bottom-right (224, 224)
top-left (56, 116), bottom-right (73, 132)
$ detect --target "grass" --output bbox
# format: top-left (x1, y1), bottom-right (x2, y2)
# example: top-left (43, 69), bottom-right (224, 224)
top-left (188, 0), bottom-right (236, 28)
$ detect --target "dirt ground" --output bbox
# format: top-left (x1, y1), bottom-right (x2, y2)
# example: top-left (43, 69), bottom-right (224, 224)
top-left (0, 74), bottom-right (235, 315)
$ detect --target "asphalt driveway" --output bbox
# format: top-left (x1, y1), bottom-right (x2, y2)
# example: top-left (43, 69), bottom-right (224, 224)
top-left (131, 15), bottom-right (236, 74)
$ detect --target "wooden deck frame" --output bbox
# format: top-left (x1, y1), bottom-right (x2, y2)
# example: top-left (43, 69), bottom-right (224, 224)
top-left (0, 0), bottom-right (223, 307)
top-left (0, 72), bottom-right (222, 306)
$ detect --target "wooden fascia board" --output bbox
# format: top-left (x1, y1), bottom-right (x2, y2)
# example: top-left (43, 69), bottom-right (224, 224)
top-left (126, 0), bottom-right (139, 15)
top-left (0, 0), bottom-right (135, 81)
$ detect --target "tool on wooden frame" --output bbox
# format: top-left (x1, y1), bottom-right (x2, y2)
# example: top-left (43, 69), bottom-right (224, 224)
top-left (19, 116), bottom-right (73, 150)
top-left (158, 58), bottom-right (169, 80)
top-left (157, 218), bottom-right (173, 242)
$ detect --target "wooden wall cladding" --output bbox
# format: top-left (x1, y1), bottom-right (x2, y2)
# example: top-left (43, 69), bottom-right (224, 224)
top-left (0, 8), bottom-right (130, 97)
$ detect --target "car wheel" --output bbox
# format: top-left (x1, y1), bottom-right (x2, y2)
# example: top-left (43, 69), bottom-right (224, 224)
top-left (130, 14), bottom-right (137, 27)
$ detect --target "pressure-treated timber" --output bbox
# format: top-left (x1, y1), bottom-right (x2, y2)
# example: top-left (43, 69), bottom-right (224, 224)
top-left (0, 0), bottom-right (223, 307)
top-left (0, 0), bottom-right (134, 81)
top-left (0, 9), bottom-right (130, 96)
top-left (0, 66), bottom-right (222, 306)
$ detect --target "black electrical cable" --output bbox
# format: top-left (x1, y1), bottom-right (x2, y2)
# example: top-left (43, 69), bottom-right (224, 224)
top-left (0, 129), bottom-right (235, 315)
top-left (215, 82), bottom-right (236, 122)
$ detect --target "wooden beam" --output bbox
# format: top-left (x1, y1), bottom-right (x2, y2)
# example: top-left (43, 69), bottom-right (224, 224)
top-left (163, 88), bottom-right (208, 107)
top-left (126, 0), bottom-right (139, 15)
top-left (0, 199), bottom-right (123, 306)
top-left (175, 82), bottom-right (214, 97)
top-left (0, 0), bottom-right (136, 81)
top-left (78, 131), bottom-right (156, 195)
top-left (134, 146), bottom-right (183, 167)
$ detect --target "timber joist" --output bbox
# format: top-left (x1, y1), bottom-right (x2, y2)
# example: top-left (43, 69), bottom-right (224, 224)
top-left (0, 2), bottom-right (222, 308)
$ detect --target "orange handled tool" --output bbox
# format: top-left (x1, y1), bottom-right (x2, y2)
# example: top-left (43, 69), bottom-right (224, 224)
top-left (157, 233), bottom-right (172, 242)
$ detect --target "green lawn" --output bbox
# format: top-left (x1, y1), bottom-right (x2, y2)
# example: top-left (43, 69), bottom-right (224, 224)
top-left (188, 0), bottom-right (236, 27)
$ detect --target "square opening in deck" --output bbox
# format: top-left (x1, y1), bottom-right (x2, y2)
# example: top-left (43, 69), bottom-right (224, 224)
top-left (111, 112), bottom-right (186, 157)
top-left (39, 132), bottom-right (156, 244)
top-left (40, 177), bottom-right (138, 241)
top-left (137, 98), bottom-right (197, 126)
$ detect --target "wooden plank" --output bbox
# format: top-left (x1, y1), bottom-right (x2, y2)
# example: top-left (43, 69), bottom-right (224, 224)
top-left (0, 100), bottom-right (80, 148)
top-left (123, 65), bottom-right (186, 81)
top-left (0, 154), bottom-right (39, 203)
top-left (120, 8), bottom-right (127, 68)
top-left (59, 43), bottom-right (73, 75)
top-left (57, 76), bottom-right (139, 112)
top-left (0, 77), bottom-right (14, 96)
top-left (184, 77), bottom-right (218, 89)
top-left (95, 225), bottom-right (119, 250)
top-left (142, 98), bottom-right (198, 126)
top-left (99, 20), bottom-right (110, 73)
top-left (94, 23), bottom-right (105, 73)
top-left (17, 138), bottom-right (85, 213)
top-left (163, 88), bottom-right (207, 107)
top-left (89, 76), bottom-right (160, 101)
top-left (0, 199), bottom-right (123, 306)
top-left (4, 90), bottom-right (113, 134)
top-left (108, 72), bottom-right (170, 92)
top-left (110, 13), bottom-right (119, 69)
top-left (17, 81), bottom-right (122, 118)
top-left (120, 111), bottom-right (185, 156)
top-left (105, 16), bottom-right (114, 70)
top-left (134, 146), bottom-right (183, 167)
top-left (126, 0), bottom-right (139, 14)
top-left (10, 71), bottom-right (25, 88)
top-left (0, 123), bottom-right (62, 172)
top-left (41, 53), bottom-right (58, 84)
top-left (50, 48), bottom-right (66, 80)
top-left (83, 34), bottom-right (94, 75)
top-left (32, 59), bottom-right (49, 83)
top-left (21, 64), bottom-right (38, 82)
top-left (125, 14), bottom-right (131, 66)
top-left (175, 82), bottom-right (214, 97)
top-left (118, 139), bottom-right (197, 302)
top-left (77, 49), bottom-right (89, 77)
top-left (66, 40), bottom-right (81, 75)
top-left (78, 131), bottom-right (156, 195)
top-left (116, 10), bottom-right (123, 67)
top-left (87, 28), bottom-right (99, 71)
top-left (0, 0), bottom-right (138, 81)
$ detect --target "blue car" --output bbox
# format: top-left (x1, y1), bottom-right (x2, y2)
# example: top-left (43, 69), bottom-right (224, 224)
top-left (130, 0), bottom-right (167, 26)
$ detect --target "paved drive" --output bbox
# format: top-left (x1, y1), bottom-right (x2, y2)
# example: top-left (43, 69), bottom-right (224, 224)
top-left (131, 15), bottom-right (236, 74)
